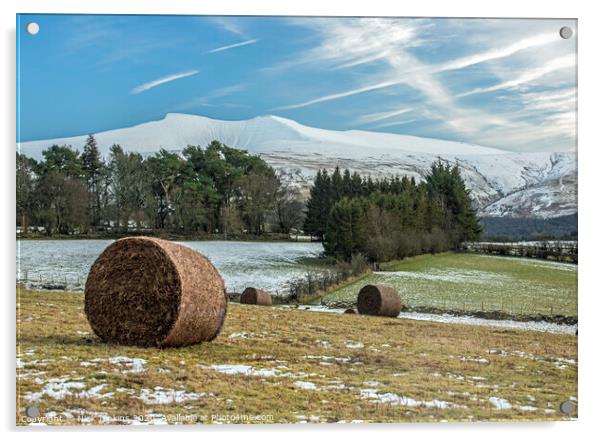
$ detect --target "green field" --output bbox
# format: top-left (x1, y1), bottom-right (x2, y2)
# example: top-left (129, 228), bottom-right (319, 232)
top-left (17, 290), bottom-right (577, 425)
top-left (323, 253), bottom-right (577, 317)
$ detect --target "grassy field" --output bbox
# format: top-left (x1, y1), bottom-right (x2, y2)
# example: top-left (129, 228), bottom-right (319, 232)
top-left (17, 290), bottom-right (576, 425)
top-left (323, 253), bottom-right (577, 318)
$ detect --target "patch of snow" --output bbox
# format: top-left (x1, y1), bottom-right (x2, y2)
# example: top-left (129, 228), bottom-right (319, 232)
top-left (302, 306), bottom-right (576, 335)
top-left (363, 381), bottom-right (384, 387)
top-left (397, 311), bottom-right (577, 335)
top-left (107, 356), bottom-right (147, 373)
top-left (83, 356), bottom-right (147, 373)
top-left (489, 397), bottom-right (512, 410)
top-left (26, 378), bottom-right (114, 401)
top-left (303, 355), bottom-right (350, 363)
top-left (137, 387), bottom-right (207, 405)
top-left (447, 373), bottom-right (465, 381)
top-left (206, 364), bottom-right (309, 378)
top-left (228, 332), bottom-right (258, 339)
top-left (460, 356), bottom-right (490, 364)
top-left (17, 358), bottom-right (49, 369)
top-left (294, 381), bottom-right (317, 390)
top-left (19, 371), bottom-right (46, 379)
top-left (315, 340), bottom-right (331, 347)
top-left (360, 389), bottom-right (459, 409)
top-left (516, 405), bottom-right (538, 411)
top-left (375, 269), bottom-right (510, 285)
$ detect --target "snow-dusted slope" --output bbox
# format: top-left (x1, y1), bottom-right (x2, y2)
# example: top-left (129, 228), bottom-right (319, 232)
top-left (19, 113), bottom-right (577, 218)
top-left (20, 113), bottom-right (504, 158)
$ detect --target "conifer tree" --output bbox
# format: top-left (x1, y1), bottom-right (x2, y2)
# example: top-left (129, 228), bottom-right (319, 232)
top-left (342, 168), bottom-right (353, 197)
top-left (351, 172), bottom-right (363, 197)
top-left (81, 135), bottom-right (103, 228)
top-left (324, 197), bottom-right (367, 259)
top-left (304, 169), bottom-right (332, 240)
top-left (331, 166), bottom-right (344, 202)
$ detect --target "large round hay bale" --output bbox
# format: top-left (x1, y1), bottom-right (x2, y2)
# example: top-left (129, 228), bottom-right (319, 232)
top-left (240, 287), bottom-right (273, 306)
top-left (357, 284), bottom-right (402, 317)
top-left (84, 237), bottom-right (227, 347)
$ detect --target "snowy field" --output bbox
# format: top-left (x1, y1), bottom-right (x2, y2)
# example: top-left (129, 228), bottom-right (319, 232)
top-left (17, 239), bottom-right (323, 294)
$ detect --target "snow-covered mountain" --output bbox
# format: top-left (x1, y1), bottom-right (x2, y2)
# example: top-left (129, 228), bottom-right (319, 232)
top-left (19, 113), bottom-right (577, 218)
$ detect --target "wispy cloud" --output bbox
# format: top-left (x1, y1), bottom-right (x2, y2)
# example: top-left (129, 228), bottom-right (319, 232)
top-left (173, 84), bottom-right (246, 110)
top-left (63, 16), bottom-right (175, 68)
top-left (212, 17), bottom-right (246, 37)
top-left (271, 18), bottom-right (575, 151)
top-left (209, 39), bottom-right (258, 54)
top-left (434, 32), bottom-right (558, 74)
top-left (371, 118), bottom-right (418, 130)
top-left (276, 79), bottom-right (399, 110)
top-left (277, 26), bottom-right (562, 110)
top-left (356, 107), bottom-right (414, 125)
top-left (271, 18), bottom-right (422, 72)
top-left (131, 70), bottom-right (199, 94)
top-left (457, 54), bottom-right (574, 97)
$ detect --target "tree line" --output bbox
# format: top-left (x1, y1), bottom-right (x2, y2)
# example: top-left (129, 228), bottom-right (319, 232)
top-left (16, 136), bottom-right (305, 237)
top-left (16, 135), bottom-right (481, 261)
top-left (304, 163), bottom-right (482, 262)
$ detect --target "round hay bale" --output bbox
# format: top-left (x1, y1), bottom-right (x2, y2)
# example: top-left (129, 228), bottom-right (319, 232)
top-left (344, 308), bottom-right (357, 314)
top-left (357, 284), bottom-right (402, 317)
top-left (84, 237), bottom-right (227, 347)
top-left (240, 287), bottom-right (273, 306)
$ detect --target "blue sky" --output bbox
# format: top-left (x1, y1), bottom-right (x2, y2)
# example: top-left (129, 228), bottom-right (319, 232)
top-left (17, 15), bottom-right (576, 152)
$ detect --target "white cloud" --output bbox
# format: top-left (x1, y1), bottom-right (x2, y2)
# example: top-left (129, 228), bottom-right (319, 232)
top-left (357, 107), bottom-right (414, 124)
top-left (211, 17), bottom-right (246, 37)
top-left (173, 84), bottom-right (246, 110)
top-left (371, 118), bottom-right (418, 129)
top-left (509, 88), bottom-right (576, 116)
top-left (276, 79), bottom-right (400, 110)
top-left (434, 32), bottom-right (558, 73)
top-left (457, 54), bottom-right (575, 97)
top-left (209, 39), bottom-right (258, 54)
top-left (131, 70), bottom-right (199, 94)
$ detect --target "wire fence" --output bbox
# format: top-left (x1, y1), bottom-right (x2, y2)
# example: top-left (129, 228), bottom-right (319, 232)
top-left (17, 272), bottom-right (85, 291)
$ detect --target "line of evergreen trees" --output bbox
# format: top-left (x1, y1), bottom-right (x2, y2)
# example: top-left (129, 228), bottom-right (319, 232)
top-left (304, 163), bottom-right (482, 262)
top-left (16, 136), bottom-right (305, 237)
